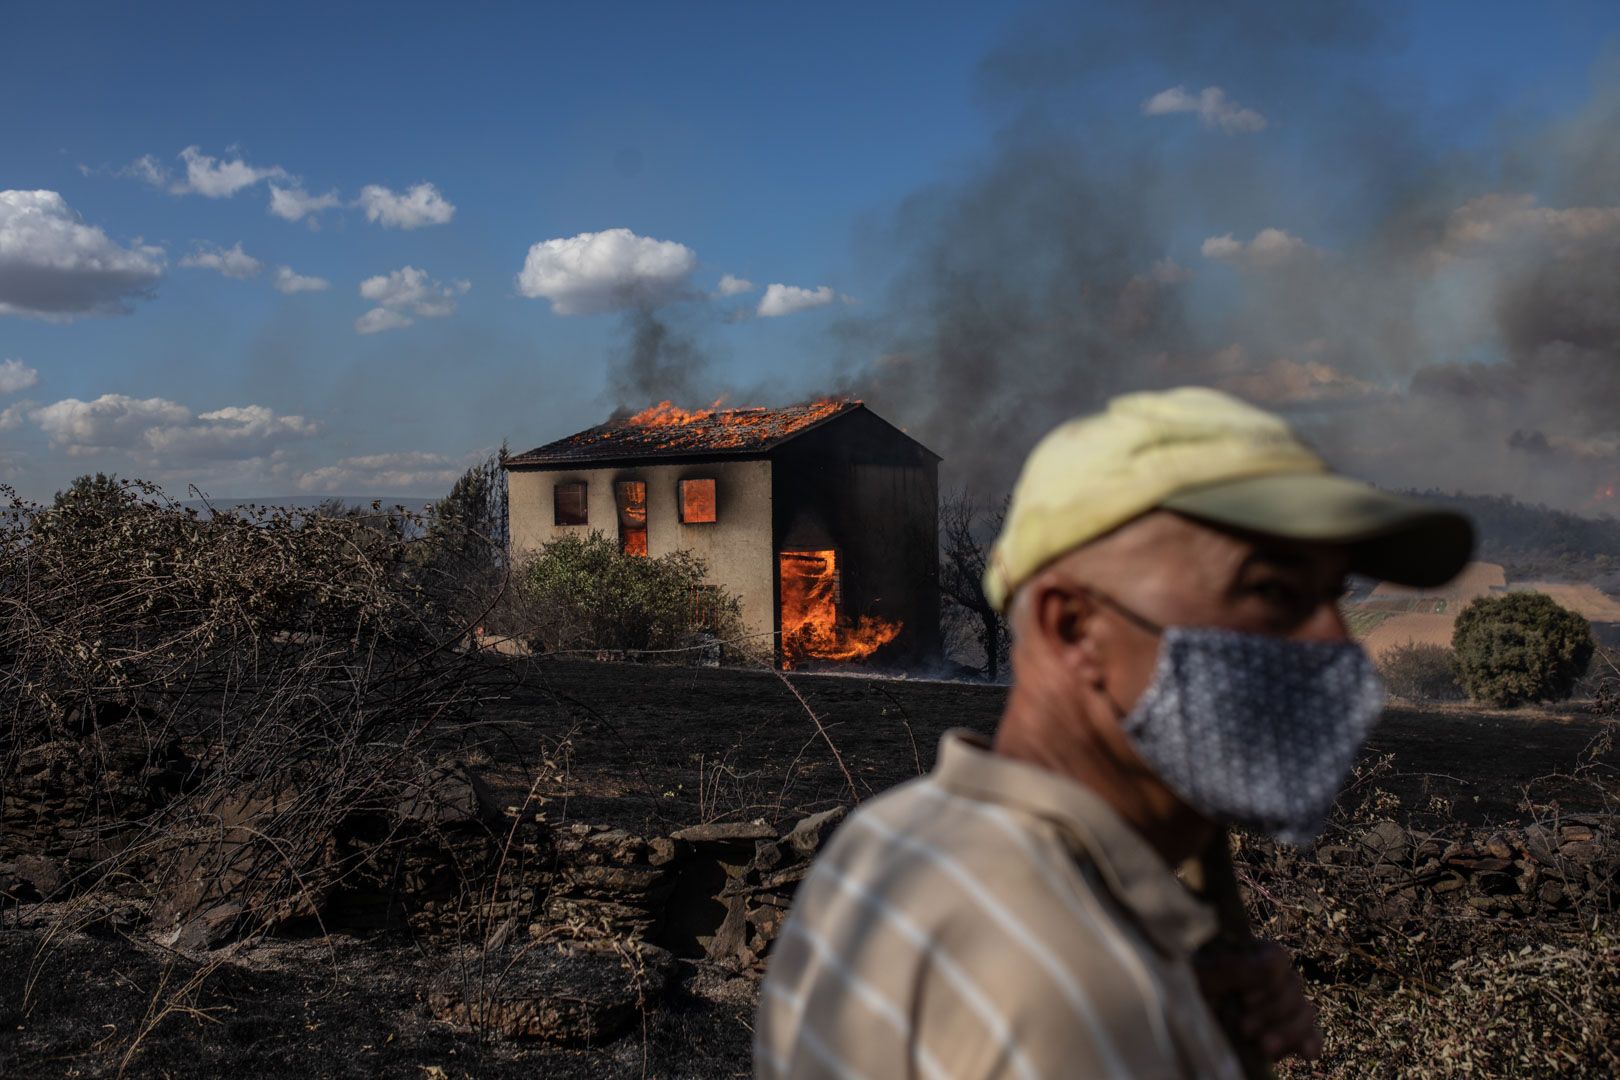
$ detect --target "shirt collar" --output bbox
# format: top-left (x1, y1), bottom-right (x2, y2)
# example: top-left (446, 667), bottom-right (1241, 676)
top-left (931, 729), bottom-right (1218, 957)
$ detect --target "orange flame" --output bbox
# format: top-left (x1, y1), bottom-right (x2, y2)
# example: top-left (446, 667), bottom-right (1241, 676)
top-left (778, 549), bottom-right (901, 668)
top-left (601, 397), bottom-right (857, 449)
top-left (626, 398), bottom-right (726, 427)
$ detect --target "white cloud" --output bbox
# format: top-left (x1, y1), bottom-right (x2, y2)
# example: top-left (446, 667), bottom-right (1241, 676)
top-left (1201, 227), bottom-right (1316, 268)
top-left (0, 401), bottom-right (28, 431)
top-left (268, 184), bottom-right (341, 223)
top-left (121, 154), bottom-right (170, 188)
top-left (356, 182), bottom-right (455, 229)
top-left (0, 358), bottom-right (39, 394)
top-left (28, 394), bottom-right (316, 462)
top-left (297, 450), bottom-right (465, 494)
top-left (757, 283), bottom-right (838, 318)
top-left (273, 266), bottom-right (330, 294)
top-left (141, 404), bottom-right (318, 461)
top-left (355, 266), bottom-right (469, 333)
top-left (172, 145), bottom-right (288, 198)
top-left (0, 189), bottom-right (164, 318)
top-left (355, 307), bottom-right (413, 334)
top-left (30, 394), bottom-right (191, 454)
top-left (516, 228), bottom-right (698, 315)
top-left (179, 241), bottom-right (262, 280)
top-left (1142, 85), bottom-right (1267, 134)
top-left (717, 273), bottom-right (755, 296)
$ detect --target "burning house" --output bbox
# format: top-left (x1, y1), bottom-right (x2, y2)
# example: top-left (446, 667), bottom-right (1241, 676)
top-left (505, 399), bottom-right (940, 668)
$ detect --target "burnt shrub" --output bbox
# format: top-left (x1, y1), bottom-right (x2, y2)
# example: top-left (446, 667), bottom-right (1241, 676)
top-left (518, 531), bottom-right (750, 658)
top-left (1452, 592), bottom-right (1595, 706)
top-left (1376, 641), bottom-right (1464, 702)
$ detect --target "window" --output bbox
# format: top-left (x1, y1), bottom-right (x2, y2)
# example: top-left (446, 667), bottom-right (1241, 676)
top-left (679, 478), bottom-right (718, 524)
top-left (554, 481), bottom-right (588, 526)
top-left (615, 480), bottom-right (648, 556)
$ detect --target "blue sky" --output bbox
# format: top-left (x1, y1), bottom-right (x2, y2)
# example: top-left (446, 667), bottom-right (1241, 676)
top-left (5, 2), bottom-right (1620, 504)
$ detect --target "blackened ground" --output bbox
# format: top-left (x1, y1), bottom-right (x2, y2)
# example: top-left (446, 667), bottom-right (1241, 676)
top-left (484, 659), bottom-right (1612, 832)
top-left (0, 916), bottom-right (758, 1079)
top-left (3, 659), bottom-right (1610, 1079)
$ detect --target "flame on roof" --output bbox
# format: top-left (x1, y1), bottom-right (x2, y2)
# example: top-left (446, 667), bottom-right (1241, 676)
top-left (506, 398), bottom-right (862, 467)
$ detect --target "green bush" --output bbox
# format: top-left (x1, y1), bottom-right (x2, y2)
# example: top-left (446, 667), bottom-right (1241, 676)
top-left (1451, 592), bottom-right (1595, 706)
top-left (518, 531), bottom-right (748, 657)
top-left (1376, 642), bottom-right (1464, 702)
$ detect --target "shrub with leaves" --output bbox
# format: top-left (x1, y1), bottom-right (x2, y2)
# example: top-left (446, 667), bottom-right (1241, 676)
top-left (1377, 642), bottom-right (1464, 702)
top-left (1452, 592), bottom-right (1595, 706)
top-left (518, 531), bottom-right (748, 658)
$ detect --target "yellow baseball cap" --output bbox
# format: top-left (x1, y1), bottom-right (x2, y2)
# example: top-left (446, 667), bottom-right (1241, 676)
top-left (984, 386), bottom-right (1474, 612)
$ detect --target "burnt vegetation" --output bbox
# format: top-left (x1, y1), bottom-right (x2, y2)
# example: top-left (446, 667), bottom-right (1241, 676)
top-left (1, 471), bottom-right (1617, 1077)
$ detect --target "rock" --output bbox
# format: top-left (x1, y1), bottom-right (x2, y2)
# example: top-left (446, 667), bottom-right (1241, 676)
top-left (670, 821), bottom-right (776, 844)
top-left (1523, 824), bottom-right (1559, 866)
top-left (11, 854), bottom-right (65, 898)
top-left (428, 939), bottom-right (675, 1044)
top-left (1314, 844), bottom-right (1354, 866)
top-left (1445, 854), bottom-right (1512, 874)
top-left (1559, 824), bottom-right (1596, 844)
top-left (785, 807), bottom-right (848, 860)
top-left (1483, 833), bottom-right (1514, 861)
top-left (1473, 871), bottom-right (1519, 897)
top-left (1431, 872), bottom-right (1467, 894)
top-left (1359, 821), bottom-right (1411, 865)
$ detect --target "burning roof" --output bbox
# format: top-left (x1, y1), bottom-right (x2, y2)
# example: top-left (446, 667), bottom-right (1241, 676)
top-left (506, 398), bottom-right (865, 467)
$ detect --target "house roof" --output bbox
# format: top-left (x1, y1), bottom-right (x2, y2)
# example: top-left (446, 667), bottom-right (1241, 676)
top-left (506, 399), bottom-right (878, 468)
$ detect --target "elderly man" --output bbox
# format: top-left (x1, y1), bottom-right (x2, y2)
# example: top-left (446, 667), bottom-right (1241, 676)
top-left (755, 387), bottom-right (1471, 1079)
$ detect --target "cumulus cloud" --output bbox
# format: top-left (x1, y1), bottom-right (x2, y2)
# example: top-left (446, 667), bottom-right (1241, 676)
top-left (1142, 85), bottom-right (1268, 134)
top-left (172, 145), bottom-right (287, 198)
top-left (0, 189), bottom-right (164, 318)
top-left (1436, 193), bottom-right (1620, 255)
top-left (0, 358), bottom-right (39, 395)
top-left (516, 228), bottom-right (698, 315)
top-left (28, 394), bottom-right (316, 462)
top-left (355, 266), bottom-right (469, 333)
top-left (1201, 227), bottom-right (1316, 268)
top-left (357, 182), bottom-right (455, 229)
top-left (296, 450), bottom-right (466, 493)
top-left (273, 266), bottom-right (330, 294)
top-left (717, 274), bottom-right (755, 296)
top-left (756, 283), bottom-right (839, 318)
top-left (140, 404), bottom-right (318, 461)
top-left (268, 184), bottom-right (342, 224)
top-left (179, 241), bottom-right (262, 280)
top-left (30, 395), bottom-right (191, 454)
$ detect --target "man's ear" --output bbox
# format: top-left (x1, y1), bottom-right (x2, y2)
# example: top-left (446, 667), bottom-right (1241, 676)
top-left (1032, 580), bottom-right (1106, 685)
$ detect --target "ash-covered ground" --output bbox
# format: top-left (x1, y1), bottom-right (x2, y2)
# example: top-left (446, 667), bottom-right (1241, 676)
top-left (3, 659), bottom-right (1614, 1079)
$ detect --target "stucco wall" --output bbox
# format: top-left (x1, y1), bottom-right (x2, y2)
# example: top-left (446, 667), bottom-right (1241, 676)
top-left (507, 460), bottom-right (776, 648)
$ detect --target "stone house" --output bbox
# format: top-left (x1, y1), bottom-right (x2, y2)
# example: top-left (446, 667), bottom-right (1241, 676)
top-left (504, 400), bottom-right (940, 667)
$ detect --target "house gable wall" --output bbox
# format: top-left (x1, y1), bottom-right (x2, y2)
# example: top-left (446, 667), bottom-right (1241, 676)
top-left (507, 459), bottom-right (775, 649)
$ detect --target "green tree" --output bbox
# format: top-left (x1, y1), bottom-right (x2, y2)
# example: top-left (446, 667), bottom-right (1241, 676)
top-left (519, 531), bottom-right (746, 657)
top-left (52, 472), bottom-right (126, 512)
top-left (1451, 592), bottom-right (1595, 706)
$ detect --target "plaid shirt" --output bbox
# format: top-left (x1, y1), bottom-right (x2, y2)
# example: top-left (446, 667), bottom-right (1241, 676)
top-left (755, 731), bottom-right (1244, 1080)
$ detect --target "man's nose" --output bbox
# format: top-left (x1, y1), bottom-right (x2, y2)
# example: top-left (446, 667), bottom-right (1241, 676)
top-left (1295, 599), bottom-right (1351, 643)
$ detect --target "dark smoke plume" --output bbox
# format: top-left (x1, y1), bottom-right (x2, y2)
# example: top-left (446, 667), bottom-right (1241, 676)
top-left (836, 1), bottom-right (1620, 512)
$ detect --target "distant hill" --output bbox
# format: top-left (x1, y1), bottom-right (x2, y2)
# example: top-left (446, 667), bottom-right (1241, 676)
top-left (1408, 491), bottom-right (1620, 590)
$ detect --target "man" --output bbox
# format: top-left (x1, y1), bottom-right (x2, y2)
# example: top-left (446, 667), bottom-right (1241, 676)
top-left (755, 387), bottom-right (1472, 1079)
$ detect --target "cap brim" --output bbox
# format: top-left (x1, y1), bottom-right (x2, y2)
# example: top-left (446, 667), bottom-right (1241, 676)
top-left (1159, 473), bottom-right (1475, 588)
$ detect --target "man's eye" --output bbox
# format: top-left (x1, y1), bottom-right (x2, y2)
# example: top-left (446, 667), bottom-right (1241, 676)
top-left (1252, 580), bottom-right (1304, 608)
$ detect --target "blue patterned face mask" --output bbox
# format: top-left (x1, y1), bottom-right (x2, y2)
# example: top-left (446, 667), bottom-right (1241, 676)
top-left (1109, 616), bottom-right (1386, 846)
